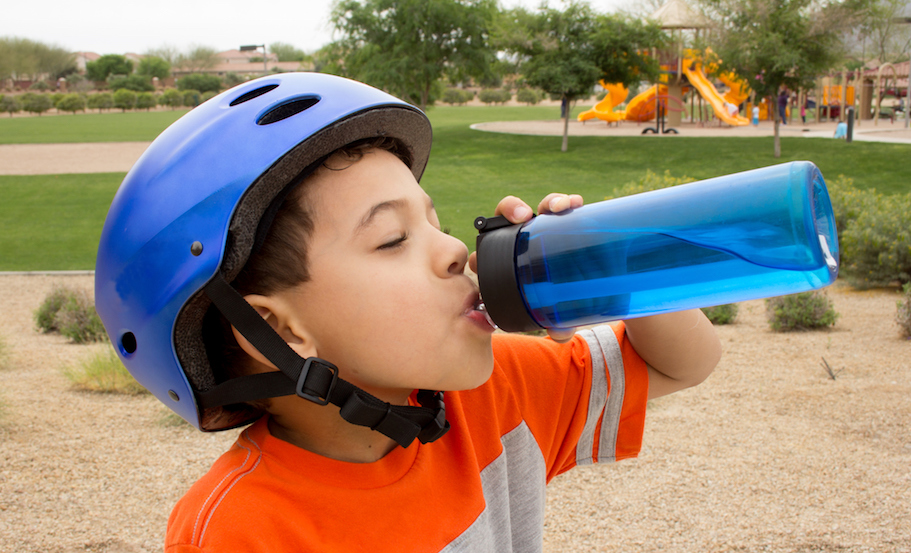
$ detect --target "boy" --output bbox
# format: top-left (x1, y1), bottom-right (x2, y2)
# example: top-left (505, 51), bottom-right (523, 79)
top-left (95, 73), bottom-right (720, 552)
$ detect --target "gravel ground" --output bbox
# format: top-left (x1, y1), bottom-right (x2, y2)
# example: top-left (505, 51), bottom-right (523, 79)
top-left (0, 274), bottom-right (909, 552)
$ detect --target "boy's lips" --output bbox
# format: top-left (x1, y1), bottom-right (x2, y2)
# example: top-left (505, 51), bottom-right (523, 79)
top-left (463, 291), bottom-right (497, 332)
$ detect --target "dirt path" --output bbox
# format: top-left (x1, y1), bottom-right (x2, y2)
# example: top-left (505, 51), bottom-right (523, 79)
top-left (0, 142), bottom-right (150, 175)
top-left (0, 275), bottom-right (909, 552)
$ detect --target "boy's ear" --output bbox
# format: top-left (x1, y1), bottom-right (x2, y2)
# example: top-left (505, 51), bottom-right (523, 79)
top-left (231, 294), bottom-right (318, 370)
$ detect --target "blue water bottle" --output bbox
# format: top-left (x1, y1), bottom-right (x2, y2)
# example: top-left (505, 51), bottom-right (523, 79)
top-left (475, 161), bottom-right (839, 332)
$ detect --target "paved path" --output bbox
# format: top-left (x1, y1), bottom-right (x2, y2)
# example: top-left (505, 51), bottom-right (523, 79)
top-left (1, 120), bottom-right (908, 177)
top-left (472, 119), bottom-right (911, 143)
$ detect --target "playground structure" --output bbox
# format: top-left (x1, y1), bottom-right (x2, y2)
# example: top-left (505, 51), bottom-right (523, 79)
top-left (577, 51), bottom-right (752, 128)
top-left (578, 0), bottom-right (753, 129)
top-left (578, 0), bottom-right (910, 130)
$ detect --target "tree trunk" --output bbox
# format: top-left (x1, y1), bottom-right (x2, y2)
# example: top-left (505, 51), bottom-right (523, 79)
top-left (561, 95), bottom-right (570, 152)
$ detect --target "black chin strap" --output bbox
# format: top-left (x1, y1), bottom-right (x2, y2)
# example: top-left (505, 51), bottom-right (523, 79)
top-left (196, 273), bottom-right (450, 448)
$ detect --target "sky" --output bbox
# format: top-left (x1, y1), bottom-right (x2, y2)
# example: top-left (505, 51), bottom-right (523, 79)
top-left (3, 0), bottom-right (631, 56)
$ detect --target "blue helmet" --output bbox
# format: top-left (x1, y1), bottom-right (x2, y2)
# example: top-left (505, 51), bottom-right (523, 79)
top-left (95, 73), bottom-right (441, 442)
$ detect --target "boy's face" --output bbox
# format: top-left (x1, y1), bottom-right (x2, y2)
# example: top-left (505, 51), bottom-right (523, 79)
top-left (277, 149), bottom-right (496, 402)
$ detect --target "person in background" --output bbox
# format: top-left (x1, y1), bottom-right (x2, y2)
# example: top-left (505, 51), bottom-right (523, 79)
top-left (778, 89), bottom-right (789, 125)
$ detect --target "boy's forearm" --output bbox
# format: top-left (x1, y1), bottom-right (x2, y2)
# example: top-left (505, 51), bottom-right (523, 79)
top-left (624, 309), bottom-right (721, 399)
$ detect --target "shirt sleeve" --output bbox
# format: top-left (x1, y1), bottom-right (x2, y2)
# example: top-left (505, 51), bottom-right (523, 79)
top-left (490, 323), bottom-right (648, 482)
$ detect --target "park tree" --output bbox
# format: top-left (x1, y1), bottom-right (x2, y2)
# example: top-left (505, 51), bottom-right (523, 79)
top-left (499, 2), bottom-right (665, 151)
top-left (0, 37), bottom-right (76, 80)
top-left (707, 0), bottom-right (868, 157)
top-left (136, 92), bottom-right (157, 110)
top-left (86, 55), bottom-right (134, 82)
top-left (87, 92), bottom-right (114, 112)
top-left (159, 88), bottom-right (184, 109)
top-left (145, 45), bottom-right (182, 65)
top-left (853, 0), bottom-right (911, 64)
top-left (137, 56), bottom-right (171, 80)
top-left (177, 73), bottom-right (222, 93)
top-left (1, 94), bottom-right (22, 116)
top-left (113, 89), bottom-right (138, 112)
top-left (55, 93), bottom-right (87, 114)
top-left (329, 0), bottom-right (498, 110)
top-left (269, 42), bottom-right (310, 62)
top-left (176, 46), bottom-right (220, 73)
top-left (108, 74), bottom-right (154, 92)
top-left (20, 92), bottom-right (53, 115)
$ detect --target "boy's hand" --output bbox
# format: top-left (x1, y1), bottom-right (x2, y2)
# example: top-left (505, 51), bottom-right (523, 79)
top-left (468, 193), bottom-right (583, 343)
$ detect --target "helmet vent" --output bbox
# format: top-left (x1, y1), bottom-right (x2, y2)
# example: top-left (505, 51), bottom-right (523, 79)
top-left (121, 332), bottom-right (137, 354)
top-left (257, 96), bottom-right (320, 125)
top-left (230, 84), bottom-right (279, 106)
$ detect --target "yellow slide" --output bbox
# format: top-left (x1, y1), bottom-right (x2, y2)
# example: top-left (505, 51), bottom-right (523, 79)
top-left (624, 84), bottom-right (668, 122)
top-left (578, 82), bottom-right (628, 123)
top-left (682, 59), bottom-right (750, 126)
top-left (718, 72), bottom-right (749, 106)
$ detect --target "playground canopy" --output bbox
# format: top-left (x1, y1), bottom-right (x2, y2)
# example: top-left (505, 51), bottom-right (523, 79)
top-left (650, 0), bottom-right (711, 29)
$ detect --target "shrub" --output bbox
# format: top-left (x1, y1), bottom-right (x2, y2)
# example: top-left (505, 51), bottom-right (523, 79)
top-left (135, 91), bottom-right (157, 110)
top-left (113, 88), bottom-right (137, 111)
top-left (605, 170), bottom-right (696, 200)
top-left (516, 87), bottom-right (541, 105)
top-left (29, 80), bottom-right (50, 91)
top-left (1, 94), bottom-right (21, 116)
top-left (701, 304), bottom-right (739, 325)
top-left (824, 174), bottom-right (875, 237)
top-left (55, 93), bottom-right (87, 114)
top-left (199, 90), bottom-right (219, 104)
top-left (34, 286), bottom-right (106, 344)
top-left (442, 88), bottom-right (473, 105)
top-left (20, 92), bottom-right (53, 115)
top-left (840, 192), bottom-right (911, 288)
top-left (182, 89), bottom-right (201, 107)
top-left (224, 72), bottom-right (246, 88)
top-left (478, 88), bottom-right (511, 105)
top-left (34, 286), bottom-right (73, 333)
top-left (158, 88), bottom-right (183, 109)
top-left (825, 174), bottom-right (911, 288)
top-left (897, 283), bottom-right (911, 338)
top-left (56, 292), bottom-right (107, 344)
top-left (177, 73), bottom-right (222, 94)
top-left (87, 92), bottom-right (114, 112)
top-left (64, 346), bottom-right (147, 395)
top-left (108, 73), bottom-right (154, 92)
top-left (766, 291), bottom-right (838, 331)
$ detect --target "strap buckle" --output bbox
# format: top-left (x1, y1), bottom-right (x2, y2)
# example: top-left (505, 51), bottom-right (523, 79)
top-left (416, 390), bottom-right (451, 443)
top-left (295, 357), bottom-right (338, 406)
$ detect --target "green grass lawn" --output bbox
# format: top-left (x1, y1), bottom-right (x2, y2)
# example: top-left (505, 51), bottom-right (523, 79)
top-left (1, 105), bottom-right (909, 270)
top-left (0, 173), bottom-right (124, 271)
top-left (0, 110), bottom-right (187, 144)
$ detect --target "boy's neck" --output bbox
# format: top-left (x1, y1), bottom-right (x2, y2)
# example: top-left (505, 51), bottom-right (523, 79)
top-left (265, 395), bottom-right (403, 463)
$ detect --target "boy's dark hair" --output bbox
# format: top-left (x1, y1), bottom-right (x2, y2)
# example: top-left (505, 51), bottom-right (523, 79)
top-left (202, 137), bottom-right (413, 402)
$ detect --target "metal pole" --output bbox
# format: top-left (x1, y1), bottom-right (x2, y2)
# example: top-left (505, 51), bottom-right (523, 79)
top-left (263, 45), bottom-right (268, 77)
top-left (847, 107), bottom-right (855, 142)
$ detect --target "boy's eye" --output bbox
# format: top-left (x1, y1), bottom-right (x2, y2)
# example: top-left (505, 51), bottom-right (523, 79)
top-left (378, 233), bottom-right (408, 250)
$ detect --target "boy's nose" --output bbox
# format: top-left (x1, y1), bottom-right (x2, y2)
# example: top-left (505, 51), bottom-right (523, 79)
top-left (436, 231), bottom-right (469, 276)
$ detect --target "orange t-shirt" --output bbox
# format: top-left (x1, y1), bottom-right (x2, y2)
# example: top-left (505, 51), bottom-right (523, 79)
top-left (166, 324), bottom-right (648, 552)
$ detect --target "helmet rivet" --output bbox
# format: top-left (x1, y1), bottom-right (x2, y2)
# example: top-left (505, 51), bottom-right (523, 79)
top-left (168, 390), bottom-right (180, 402)
top-left (190, 241), bottom-right (203, 256)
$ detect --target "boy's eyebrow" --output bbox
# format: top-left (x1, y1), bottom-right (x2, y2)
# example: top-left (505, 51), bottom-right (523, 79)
top-left (354, 195), bottom-right (435, 235)
top-left (354, 199), bottom-right (407, 235)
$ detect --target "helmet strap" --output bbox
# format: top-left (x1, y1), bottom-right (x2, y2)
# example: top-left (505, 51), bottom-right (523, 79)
top-left (197, 273), bottom-right (450, 448)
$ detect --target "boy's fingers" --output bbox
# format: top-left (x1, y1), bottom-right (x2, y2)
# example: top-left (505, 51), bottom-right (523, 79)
top-left (494, 195), bottom-right (533, 223)
top-left (468, 251), bottom-right (478, 274)
top-left (538, 193), bottom-right (584, 214)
